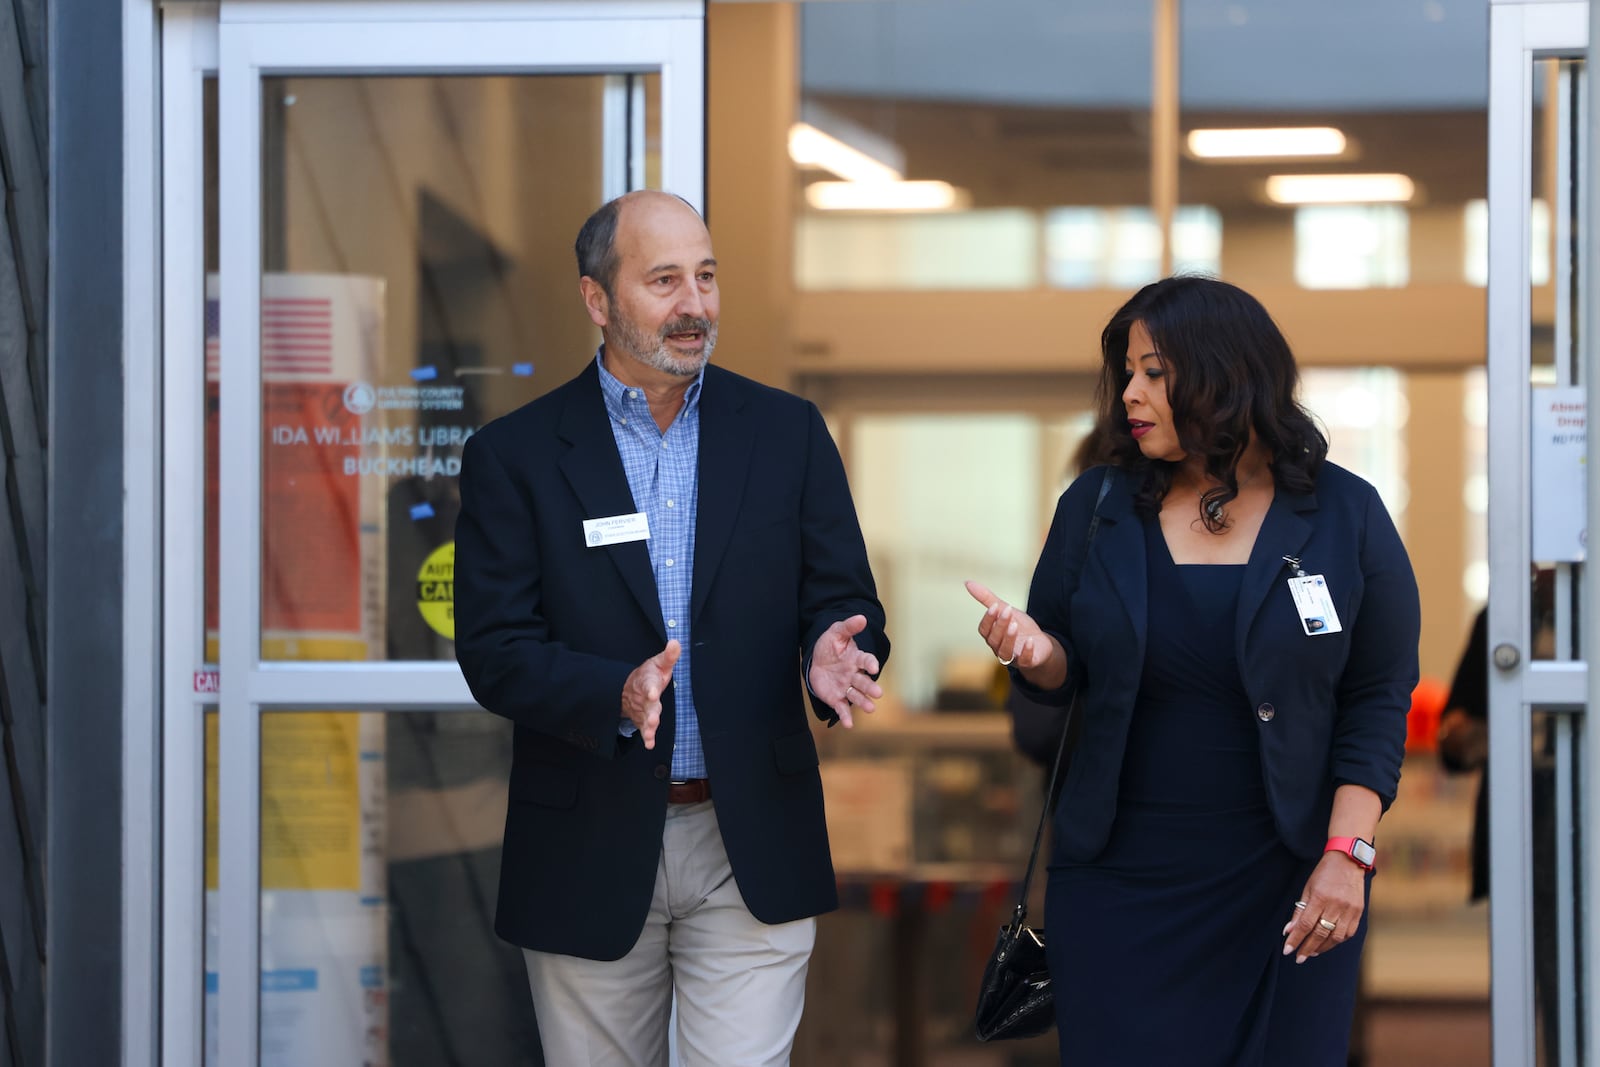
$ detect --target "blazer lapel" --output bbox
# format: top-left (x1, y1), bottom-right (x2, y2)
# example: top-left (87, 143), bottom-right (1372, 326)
top-left (691, 369), bottom-right (754, 623)
top-left (1235, 488), bottom-right (1316, 653)
top-left (1091, 475), bottom-right (1148, 671)
top-left (555, 365), bottom-right (666, 640)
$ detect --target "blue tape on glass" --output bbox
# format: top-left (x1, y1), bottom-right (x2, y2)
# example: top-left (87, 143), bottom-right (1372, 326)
top-left (409, 502), bottom-right (435, 521)
top-left (411, 365), bottom-right (439, 381)
top-left (261, 969), bottom-right (318, 993)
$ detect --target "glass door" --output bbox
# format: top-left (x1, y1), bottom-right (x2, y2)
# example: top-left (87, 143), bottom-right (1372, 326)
top-left (164, 3), bottom-right (704, 1064)
top-left (1486, 2), bottom-right (1587, 1064)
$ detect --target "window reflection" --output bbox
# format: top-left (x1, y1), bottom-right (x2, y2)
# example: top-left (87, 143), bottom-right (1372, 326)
top-left (1294, 206), bottom-right (1409, 290)
top-left (1045, 205), bottom-right (1221, 289)
top-left (848, 411), bottom-right (1093, 711)
top-left (1301, 367), bottom-right (1409, 528)
top-left (796, 210), bottom-right (1038, 290)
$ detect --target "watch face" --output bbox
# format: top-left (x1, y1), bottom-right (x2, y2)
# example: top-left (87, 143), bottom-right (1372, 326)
top-left (1352, 838), bottom-right (1376, 866)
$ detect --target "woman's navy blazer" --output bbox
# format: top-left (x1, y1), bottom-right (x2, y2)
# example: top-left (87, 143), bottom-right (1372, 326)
top-left (1016, 462), bottom-right (1420, 862)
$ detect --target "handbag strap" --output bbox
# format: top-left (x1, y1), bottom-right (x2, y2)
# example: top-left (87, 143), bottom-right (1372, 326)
top-left (1008, 465), bottom-right (1115, 927)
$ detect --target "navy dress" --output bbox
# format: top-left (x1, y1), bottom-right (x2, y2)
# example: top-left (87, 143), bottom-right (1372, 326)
top-left (1044, 519), bottom-right (1368, 1066)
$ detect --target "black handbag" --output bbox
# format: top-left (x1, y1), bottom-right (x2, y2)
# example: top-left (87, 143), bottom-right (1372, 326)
top-left (974, 468), bottom-right (1111, 1043)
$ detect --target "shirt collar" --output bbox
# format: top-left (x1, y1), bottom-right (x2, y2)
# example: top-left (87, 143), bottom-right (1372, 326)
top-left (594, 346), bottom-right (705, 422)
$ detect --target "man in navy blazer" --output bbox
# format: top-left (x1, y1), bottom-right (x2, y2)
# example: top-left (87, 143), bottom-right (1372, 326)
top-left (453, 190), bottom-right (888, 1066)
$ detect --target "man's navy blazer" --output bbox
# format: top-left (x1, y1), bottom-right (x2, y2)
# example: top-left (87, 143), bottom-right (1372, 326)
top-left (1016, 462), bottom-right (1419, 863)
top-left (453, 361), bottom-right (887, 961)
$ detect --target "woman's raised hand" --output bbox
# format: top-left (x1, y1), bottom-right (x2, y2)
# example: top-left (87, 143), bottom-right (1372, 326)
top-left (965, 580), bottom-right (1062, 684)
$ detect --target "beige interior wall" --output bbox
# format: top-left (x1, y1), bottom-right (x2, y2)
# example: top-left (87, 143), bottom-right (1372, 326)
top-left (706, 2), bottom-right (796, 388)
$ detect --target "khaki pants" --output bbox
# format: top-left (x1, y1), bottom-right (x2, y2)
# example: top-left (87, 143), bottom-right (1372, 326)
top-left (523, 800), bottom-right (816, 1066)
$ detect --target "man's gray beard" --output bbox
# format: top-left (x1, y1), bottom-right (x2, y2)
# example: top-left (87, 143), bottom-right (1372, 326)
top-left (640, 323), bottom-right (716, 377)
top-left (612, 313), bottom-right (717, 378)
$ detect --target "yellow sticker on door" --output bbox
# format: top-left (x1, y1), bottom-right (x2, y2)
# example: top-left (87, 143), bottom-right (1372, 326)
top-left (417, 541), bottom-right (455, 640)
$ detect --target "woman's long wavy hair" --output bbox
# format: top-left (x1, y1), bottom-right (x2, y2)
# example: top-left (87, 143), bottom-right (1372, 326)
top-left (1095, 276), bottom-right (1327, 531)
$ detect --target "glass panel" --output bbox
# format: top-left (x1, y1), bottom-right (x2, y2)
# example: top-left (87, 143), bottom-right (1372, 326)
top-left (1300, 367), bottom-right (1409, 531)
top-left (201, 75), bottom-right (220, 1062)
top-left (1530, 709), bottom-right (1575, 1067)
top-left (203, 707), bottom-right (219, 1061)
top-left (255, 74), bottom-right (660, 661)
top-left (848, 408), bottom-right (1095, 711)
top-left (793, 0), bottom-right (1152, 291)
top-left (795, 209), bottom-right (1038, 290)
top-left (1044, 205), bottom-right (1221, 290)
top-left (801, 719), bottom-right (1051, 1060)
top-left (1178, 1), bottom-right (1488, 291)
top-left (248, 709), bottom-right (535, 1066)
top-left (1293, 206), bottom-right (1409, 290)
top-left (204, 75), bottom-right (219, 663)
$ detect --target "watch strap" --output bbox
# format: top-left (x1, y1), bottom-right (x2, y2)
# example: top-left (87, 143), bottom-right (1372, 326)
top-left (1325, 835), bottom-right (1376, 870)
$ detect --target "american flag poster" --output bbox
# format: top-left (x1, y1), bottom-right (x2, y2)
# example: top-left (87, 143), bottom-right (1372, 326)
top-left (204, 272), bottom-right (384, 384)
top-left (202, 272), bottom-right (386, 644)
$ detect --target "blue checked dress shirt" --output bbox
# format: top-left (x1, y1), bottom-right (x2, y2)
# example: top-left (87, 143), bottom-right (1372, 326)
top-left (596, 350), bottom-right (706, 780)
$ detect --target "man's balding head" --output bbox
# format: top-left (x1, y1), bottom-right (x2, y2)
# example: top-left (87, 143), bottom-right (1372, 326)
top-left (575, 190), bottom-right (705, 300)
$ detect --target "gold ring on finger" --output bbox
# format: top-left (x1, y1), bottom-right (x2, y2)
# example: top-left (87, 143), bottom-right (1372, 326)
top-left (1318, 918), bottom-right (1337, 932)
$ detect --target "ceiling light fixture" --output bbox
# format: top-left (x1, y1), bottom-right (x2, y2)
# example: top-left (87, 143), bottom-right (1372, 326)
top-left (1264, 173), bottom-right (1416, 205)
top-left (805, 180), bottom-right (968, 212)
top-left (788, 123), bottom-right (904, 185)
top-left (1187, 126), bottom-right (1347, 160)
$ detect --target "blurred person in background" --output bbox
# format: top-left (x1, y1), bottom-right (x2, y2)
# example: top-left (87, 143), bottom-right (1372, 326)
top-left (967, 276), bottom-right (1419, 1066)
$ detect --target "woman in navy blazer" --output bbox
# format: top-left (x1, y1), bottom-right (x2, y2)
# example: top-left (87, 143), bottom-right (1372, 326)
top-left (968, 277), bottom-right (1419, 1065)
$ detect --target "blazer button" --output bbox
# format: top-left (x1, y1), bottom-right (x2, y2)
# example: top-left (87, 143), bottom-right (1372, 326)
top-left (653, 765), bottom-right (670, 780)
top-left (1256, 703), bottom-right (1276, 722)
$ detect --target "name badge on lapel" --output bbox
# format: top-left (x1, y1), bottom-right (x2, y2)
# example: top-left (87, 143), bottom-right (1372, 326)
top-left (1286, 570), bottom-right (1343, 636)
top-left (583, 512), bottom-right (650, 548)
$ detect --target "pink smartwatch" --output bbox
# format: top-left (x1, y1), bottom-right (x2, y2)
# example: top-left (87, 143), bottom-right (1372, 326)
top-left (1325, 836), bottom-right (1376, 871)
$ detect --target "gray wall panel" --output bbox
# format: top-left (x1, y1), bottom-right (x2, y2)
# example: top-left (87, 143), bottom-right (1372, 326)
top-left (0, 207), bottom-right (46, 687)
top-left (47, 0), bottom-right (116, 1065)
top-left (0, 0), bottom-right (48, 337)
top-left (0, 738), bottom-right (42, 1066)
top-left (0, 0), bottom-right (45, 1062)
top-left (12, 0), bottom-right (48, 159)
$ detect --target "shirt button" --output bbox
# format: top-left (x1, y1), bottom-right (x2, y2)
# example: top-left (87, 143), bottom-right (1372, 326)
top-left (667, 619), bottom-right (677, 629)
top-left (630, 390), bottom-right (639, 399)
top-left (666, 500), bottom-right (675, 508)
top-left (619, 417), bottom-right (627, 426)
top-left (1256, 703), bottom-right (1276, 722)
top-left (666, 559), bottom-right (675, 567)
top-left (653, 765), bottom-right (669, 780)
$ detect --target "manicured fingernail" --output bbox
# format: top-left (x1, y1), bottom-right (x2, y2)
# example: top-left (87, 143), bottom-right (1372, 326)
top-left (1295, 955), bottom-right (1307, 965)
top-left (1282, 942), bottom-right (1294, 956)
top-left (1281, 922), bottom-right (1292, 936)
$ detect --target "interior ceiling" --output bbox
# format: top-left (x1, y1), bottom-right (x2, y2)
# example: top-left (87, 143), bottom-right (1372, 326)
top-left (800, 0), bottom-right (1491, 111)
top-left (805, 94), bottom-right (1497, 213)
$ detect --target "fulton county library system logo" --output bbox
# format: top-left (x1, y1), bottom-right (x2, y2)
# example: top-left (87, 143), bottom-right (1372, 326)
top-left (343, 381), bottom-right (377, 415)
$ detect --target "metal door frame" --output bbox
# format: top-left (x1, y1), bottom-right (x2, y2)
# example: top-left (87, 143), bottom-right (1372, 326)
top-left (157, 3), bottom-right (705, 1062)
top-left (1487, 3), bottom-right (1589, 1064)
